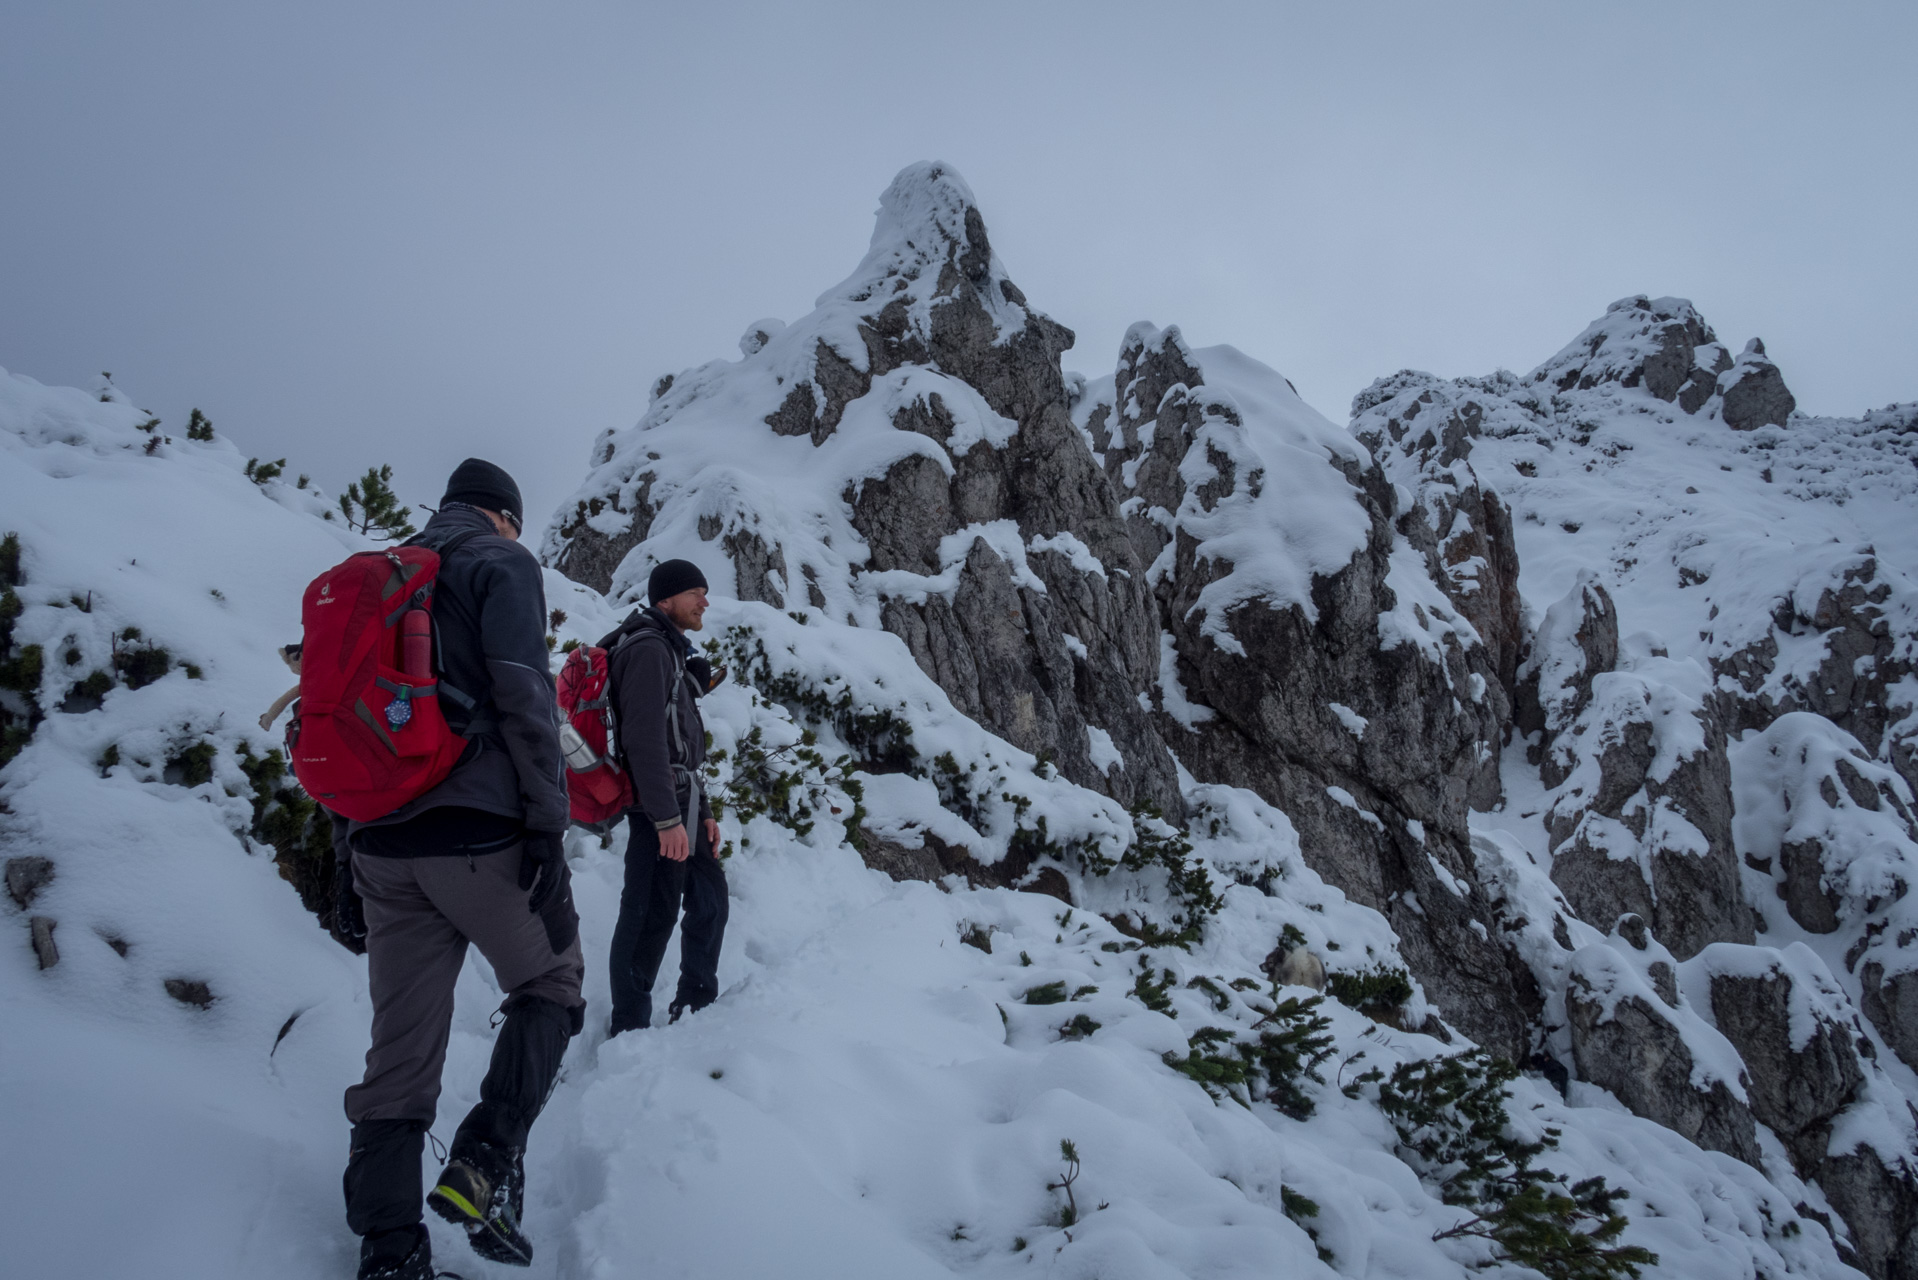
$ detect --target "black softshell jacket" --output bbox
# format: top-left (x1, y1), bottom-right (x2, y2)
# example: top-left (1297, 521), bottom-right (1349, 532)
top-left (604, 608), bottom-right (711, 832)
top-left (342, 505), bottom-right (570, 840)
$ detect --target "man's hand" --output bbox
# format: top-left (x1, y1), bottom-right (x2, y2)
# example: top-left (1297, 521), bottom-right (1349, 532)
top-left (518, 831), bottom-right (570, 913)
top-left (703, 817), bottom-right (721, 856)
top-left (333, 853), bottom-right (366, 946)
top-left (659, 823), bottom-right (691, 862)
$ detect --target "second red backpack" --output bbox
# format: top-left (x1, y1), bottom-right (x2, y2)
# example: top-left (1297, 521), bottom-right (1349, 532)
top-left (557, 642), bottom-right (636, 829)
top-left (288, 539), bottom-right (473, 822)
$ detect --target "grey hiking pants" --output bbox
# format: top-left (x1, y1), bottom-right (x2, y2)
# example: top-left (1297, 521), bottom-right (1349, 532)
top-left (344, 844), bottom-right (585, 1127)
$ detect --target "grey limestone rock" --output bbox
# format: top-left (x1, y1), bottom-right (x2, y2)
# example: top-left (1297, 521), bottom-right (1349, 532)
top-left (1708, 962), bottom-right (1863, 1169)
top-left (1717, 552), bottom-right (1918, 798)
top-left (1542, 662), bottom-right (1754, 959)
top-left (1718, 338), bottom-right (1797, 432)
top-left (1354, 378), bottom-right (1526, 732)
top-left (1529, 295), bottom-right (1722, 403)
top-left (1861, 961), bottom-right (1918, 1075)
top-left (1565, 971), bottom-right (1761, 1166)
top-left (1102, 330), bottom-right (1529, 1057)
top-left (30, 915), bottom-right (58, 969)
top-left (6, 855), bottom-right (53, 909)
top-left (1514, 574), bottom-right (1618, 779)
top-left (1819, 1147), bottom-right (1918, 1280)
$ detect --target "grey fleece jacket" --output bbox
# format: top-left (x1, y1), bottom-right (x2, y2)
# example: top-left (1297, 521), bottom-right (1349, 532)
top-left (605, 608), bottom-right (712, 832)
top-left (342, 505), bottom-right (570, 841)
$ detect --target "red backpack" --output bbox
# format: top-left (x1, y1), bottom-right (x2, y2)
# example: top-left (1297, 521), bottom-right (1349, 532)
top-left (556, 642), bottom-right (636, 829)
top-left (287, 536), bottom-right (476, 822)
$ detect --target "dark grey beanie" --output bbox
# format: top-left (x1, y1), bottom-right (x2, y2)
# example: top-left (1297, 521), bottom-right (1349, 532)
top-left (441, 458), bottom-right (523, 530)
top-left (648, 559), bottom-right (709, 605)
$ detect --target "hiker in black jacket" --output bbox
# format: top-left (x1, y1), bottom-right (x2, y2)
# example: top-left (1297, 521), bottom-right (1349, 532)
top-left (331, 459), bottom-right (582, 1280)
top-left (604, 558), bottom-right (729, 1037)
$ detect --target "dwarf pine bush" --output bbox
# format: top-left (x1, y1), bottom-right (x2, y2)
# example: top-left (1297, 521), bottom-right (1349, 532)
top-left (338, 465), bottom-right (416, 541)
top-left (1375, 1050), bottom-right (1656, 1279)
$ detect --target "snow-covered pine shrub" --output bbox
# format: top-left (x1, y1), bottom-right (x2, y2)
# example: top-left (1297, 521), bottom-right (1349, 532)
top-left (337, 464), bottom-right (416, 541)
top-left (184, 408), bottom-right (214, 441)
top-left (1100, 803), bottom-right (1222, 948)
top-left (1280, 1185), bottom-right (1334, 1263)
top-left (242, 457), bottom-right (286, 486)
top-left (714, 625), bottom-right (915, 772)
top-left (0, 535), bottom-right (39, 766)
top-left (236, 744), bottom-right (352, 950)
top-left (703, 723), bottom-right (865, 849)
top-left (111, 626), bottom-right (172, 689)
top-left (1374, 1050), bottom-right (1657, 1279)
top-left (1129, 957), bottom-right (1177, 1015)
top-left (1161, 994), bottom-right (1335, 1117)
top-left (1325, 964), bottom-right (1415, 1020)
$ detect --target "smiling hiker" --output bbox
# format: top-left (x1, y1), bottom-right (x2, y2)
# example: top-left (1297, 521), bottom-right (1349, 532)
top-left (601, 558), bottom-right (730, 1037)
top-left (306, 458), bottom-right (583, 1279)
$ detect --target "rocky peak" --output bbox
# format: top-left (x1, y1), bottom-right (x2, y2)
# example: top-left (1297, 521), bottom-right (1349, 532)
top-left (1528, 294), bottom-right (1795, 426)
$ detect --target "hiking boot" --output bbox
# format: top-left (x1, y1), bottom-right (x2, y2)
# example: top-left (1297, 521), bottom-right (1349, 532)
top-left (359, 1224), bottom-right (433, 1280)
top-left (428, 1141), bottom-right (533, 1267)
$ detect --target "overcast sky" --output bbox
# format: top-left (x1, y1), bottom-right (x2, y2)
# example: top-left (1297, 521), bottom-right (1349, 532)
top-left (4, 1), bottom-right (1913, 533)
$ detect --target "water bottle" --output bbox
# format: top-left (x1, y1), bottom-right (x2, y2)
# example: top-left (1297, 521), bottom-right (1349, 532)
top-left (402, 609), bottom-right (432, 679)
top-left (559, 721), bottom-right (600, 772)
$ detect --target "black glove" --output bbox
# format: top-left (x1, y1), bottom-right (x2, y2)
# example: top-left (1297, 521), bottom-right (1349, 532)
top-left (518, 830), bottom-right (569, 914)
top-left (333, 852), bottom-right (367, 947)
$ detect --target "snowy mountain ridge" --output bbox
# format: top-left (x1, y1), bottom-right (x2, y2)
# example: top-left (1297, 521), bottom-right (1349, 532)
top-left (3, 161), bottom-right (1916, 1278)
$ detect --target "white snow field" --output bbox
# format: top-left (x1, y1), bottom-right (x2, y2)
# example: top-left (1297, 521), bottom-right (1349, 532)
top-left (0, 334), bottom-right (1884, 1280)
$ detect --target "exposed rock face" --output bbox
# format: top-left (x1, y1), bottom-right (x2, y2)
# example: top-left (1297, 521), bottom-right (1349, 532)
top-left (1496, 573), bottom-right (1756, 959)
top-left (1542, 679), bottom-right (1753, 959)
top-left (1511, 573), bottom-right (1618, 775)
top-left (1718, 551), bottom-right (1918, 798)
top-left (546, 163), bottom-right (1183, 815)
top-left (1731, 713), bottom-right (1918, 1074)
top-left (1861, 961), bottom-right (1918, 1074)
top-left (1093, 328), bottom-right (1527, 1056)
top-left (1820, 1149), bottom-right (1918, 1280)
top-left (1565, 967), bottom-right (1761, 1166)
top-left (1709, 960), bottom-right (1864, 1168)
top-left (1706, 952), bottom-right (1918, 1280)
top-left (547, 171), bottom-right (1918, 1264)
top-left (1354, 375), bottom-right (1526, 723)
top-left (1719, 338), bottom-right (1798, 432)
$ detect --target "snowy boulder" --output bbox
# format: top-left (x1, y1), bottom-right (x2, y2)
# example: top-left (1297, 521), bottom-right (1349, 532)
top-left (1564, 940), bottom-right (1762, 1166)
top-left (1529, 294), bottom-right (1723, 403)
top-left (1687, 946), bottom-right (1918, 1280)
top-left (1544, 667), bottom-right (1753, 959)
top-left (1717, 338), bottom-right (1798, 432)
top-left (1720, 550), bottom-right (1918, 799)
top-left (1698, 946), bottom-right (1866, 1168)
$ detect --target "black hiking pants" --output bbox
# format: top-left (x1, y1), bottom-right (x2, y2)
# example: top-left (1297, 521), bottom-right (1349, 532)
top-left (607, 813), bottom-right (728, 1033)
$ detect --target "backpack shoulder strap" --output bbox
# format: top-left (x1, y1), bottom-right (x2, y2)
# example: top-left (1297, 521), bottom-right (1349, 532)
top-left (617, 627), bottom-right (690, 764)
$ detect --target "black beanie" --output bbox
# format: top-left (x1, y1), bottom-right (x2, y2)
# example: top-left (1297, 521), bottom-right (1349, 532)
top-left (441, 458), bottom-right (523, 530)
top-left (648, 558), bottom-right (709, 605)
